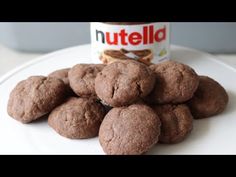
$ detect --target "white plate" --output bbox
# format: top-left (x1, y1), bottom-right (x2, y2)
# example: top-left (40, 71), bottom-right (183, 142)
top-left (0, 45), bottom-right (236, 155)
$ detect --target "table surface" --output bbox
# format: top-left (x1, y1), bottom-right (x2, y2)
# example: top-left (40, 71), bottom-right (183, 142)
top-left (0, 44), bottom-right (236, 78)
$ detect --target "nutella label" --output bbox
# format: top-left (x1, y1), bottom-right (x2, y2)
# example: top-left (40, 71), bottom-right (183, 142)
top-left (90, 22), bottom-right (170, 65)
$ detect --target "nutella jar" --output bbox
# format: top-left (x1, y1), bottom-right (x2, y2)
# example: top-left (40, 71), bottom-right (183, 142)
top-left (90, 22), bottom-right (170, 65)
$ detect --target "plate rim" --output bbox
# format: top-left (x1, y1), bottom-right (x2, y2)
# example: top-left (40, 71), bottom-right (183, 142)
top-left (0, 44), bottom-right (235, 85)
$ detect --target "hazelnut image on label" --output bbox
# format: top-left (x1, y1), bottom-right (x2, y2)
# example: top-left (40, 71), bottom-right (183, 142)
top-left (187, 76), bottom-right (229, 119)
top-left (99, 103), bottom-right (161, 155)
top-left (48, 97), bottom-right (106, 139)
top-left (7, 76), bottom-right (67, 123)
top-left (146, 61), bottom-right (199, 104)
top-left (100, 49), bottom-right (153, 65)
top-left (95, 60), bottom-right (156, 107)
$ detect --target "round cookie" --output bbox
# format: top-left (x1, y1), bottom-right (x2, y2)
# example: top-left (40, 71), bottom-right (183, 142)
top-left (187, 76), bottom-right (228, 119)
top-left (146, 61), bottom-right (199, 104)
top-left (48, 68), bottom-right (75, 96)
top-left (95, 60), bottom-right (156, 107)
top-left (48, 68), bottom-right (70, 85)
top-left (7, 76), bottom-right (67, 123)
top-left (48, 97), bottom-right (106, 139)
top-left (68, 64), bottom-right (105, 98)
top-left (153, 104), bottom-right (193, 144)
top-left (99, 104), bottom-right (161, 155)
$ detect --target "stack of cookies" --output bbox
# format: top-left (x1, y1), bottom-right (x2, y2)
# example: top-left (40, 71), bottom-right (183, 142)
top-left (7, 60), bottom-right (229, 155)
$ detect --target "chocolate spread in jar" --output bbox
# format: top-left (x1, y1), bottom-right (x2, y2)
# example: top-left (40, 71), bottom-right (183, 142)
top-left (90, 22), bottom-right (170, 65)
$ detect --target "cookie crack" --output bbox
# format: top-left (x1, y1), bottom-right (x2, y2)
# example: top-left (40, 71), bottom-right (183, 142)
top-left (84, 110), bottom-right (91, 126)
top-left (36, 77), bottom-right (48, 91)
top-left (172, 107), bottom-right (182, 137)
top-left (136, 81), bottom-right (143, 96)
top-left (80, 71), bottom-right (87, 80)
top-left (105, 123), bottom-right (115, 152)
top-left (111, 74), bottom-right (121, 99)
top-left (111, 86), bottom-right (115, 99)
top-left (176, 69), bottom-right (185, 97)
top-left (106, 109), bottom-right (123, 150)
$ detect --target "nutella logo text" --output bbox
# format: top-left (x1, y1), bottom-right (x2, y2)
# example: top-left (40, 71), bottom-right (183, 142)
top-left (96, 25), bottom-right (166, 46)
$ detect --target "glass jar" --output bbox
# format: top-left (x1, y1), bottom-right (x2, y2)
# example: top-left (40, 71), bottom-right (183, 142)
top-left (90, 22), bottom-right (170, 65)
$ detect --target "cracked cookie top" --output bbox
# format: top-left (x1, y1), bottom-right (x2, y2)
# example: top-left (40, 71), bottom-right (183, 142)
top-left (7, 76), bottom-right (67, 123)
top-left (68, 64), bottom-right (105, 98)
top-left (99, 103), bottom-right (161, 155)
top-left (48, 68), bottom-right (70, 85)
top-left (187, 76), bottom-right (228, 119)
top-left (152, 104), bottom-right (193, 144)
top-left (48, 97), bottom-right (106, 139)
top-left (146, 61), bottom-right (199, 104)
top-left (95, 60), bottom-right (155, 107)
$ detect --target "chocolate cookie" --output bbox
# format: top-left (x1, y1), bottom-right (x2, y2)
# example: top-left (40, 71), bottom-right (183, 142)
top-left (7, 76), bottom-right (67, 123)
top-left (95, 60), bottom-right (156, 107)
top-left (153, 104), bottom-right (193, 144)
top-left (48, 97), bottom-right (106, 139)
top-left (146, 61), bottom-right (199, 104)
top-left (48, 68), bottom-right (75, 96)
top-left (187, 76), bottom-right (229, 119)
top-left (68, 64), bottom-right (105, 98)
top-left (48, 68), bottom-right (70, 85)
top-left (99, 104), bottom-right (161, 155)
